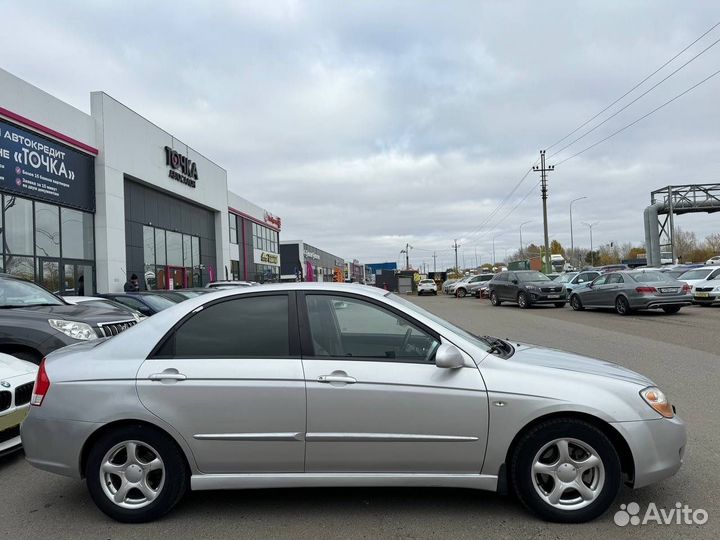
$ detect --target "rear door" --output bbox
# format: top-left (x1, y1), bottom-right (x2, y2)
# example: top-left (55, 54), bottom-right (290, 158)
top-left (299, 292), bottom-right (488, 473)
top-left (136, 292), bottom-right (306, 474)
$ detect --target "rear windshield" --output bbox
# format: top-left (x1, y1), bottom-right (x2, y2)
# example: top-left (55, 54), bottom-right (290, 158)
top-left (628, 271), bottom-right (672, 283)
top-left (419, 279), bottom-right (434, 284)
top-left (517, 271), bottom-right (551, 282)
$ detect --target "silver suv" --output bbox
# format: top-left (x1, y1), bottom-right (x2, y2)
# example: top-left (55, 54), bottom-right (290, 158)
top-left (450, 274), bottom-right (494, 298)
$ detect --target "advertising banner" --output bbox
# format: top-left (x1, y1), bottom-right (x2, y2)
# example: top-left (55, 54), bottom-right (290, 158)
top-left (0, 119), bottom-right (95, 211)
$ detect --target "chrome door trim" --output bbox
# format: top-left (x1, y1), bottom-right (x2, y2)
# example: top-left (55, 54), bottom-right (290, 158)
top-left (305, 432), bottom-right (479, 442)
top-left (191, 472), bottom-right (498, 491)
top-left (194, 432), bottom-right (304, 441)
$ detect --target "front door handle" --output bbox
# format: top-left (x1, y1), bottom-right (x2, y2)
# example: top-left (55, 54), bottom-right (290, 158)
top-left (149, 371), bottom-right (187, 381)
top-left (318, 374), bottom-right (356, 384)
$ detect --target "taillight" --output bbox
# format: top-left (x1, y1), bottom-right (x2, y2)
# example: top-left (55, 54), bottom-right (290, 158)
top-left (635, 286), bottom-right (657, 295)
top-left (31, 359), bottom-right (50, 406)
top-left (682, 283), bottom-right (691, 293)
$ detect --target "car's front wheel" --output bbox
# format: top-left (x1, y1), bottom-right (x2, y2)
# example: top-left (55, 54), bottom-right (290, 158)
top-left (85, 425), bottom-right (188, 523)
top-left (490, 291), bottom-right (501, 306)
top-left (510, 418), bottom-right (622, 523)
top-left (456, 288), bottom-right (467, 298)
top-left (518, 291), bottom-right (530, 309)
top-left (570, 295), bottom-right (584, 311)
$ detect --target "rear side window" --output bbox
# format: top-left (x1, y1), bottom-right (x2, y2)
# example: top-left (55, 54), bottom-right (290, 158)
top-left (607, 274), bottom-right (625, 284)
top-left (493, 273), bottom-right (507, 282)
top-left (158, 295), bottom-right (290, 358)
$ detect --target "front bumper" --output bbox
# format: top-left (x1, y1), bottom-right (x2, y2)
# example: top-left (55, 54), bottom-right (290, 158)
top-left (692, 293), bottom-right (719, 304)
top-left (527, 292), bottom-right (567, 304)
top-left (21, 414), bottom-right (100, 478)
top-left (611, 415), bottom-right (686, 488)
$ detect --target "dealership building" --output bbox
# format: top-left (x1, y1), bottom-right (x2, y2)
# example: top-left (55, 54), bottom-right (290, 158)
top-left (0, 68), bottom-right (280, 293)
top-left (280, 240), bottom-right (345, 282)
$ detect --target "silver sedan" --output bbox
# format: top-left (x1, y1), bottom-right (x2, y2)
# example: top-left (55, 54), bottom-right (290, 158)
top-left (569, 270), bottom-right (692, 315)
top-left (21, 283), bottom-right (685, 524)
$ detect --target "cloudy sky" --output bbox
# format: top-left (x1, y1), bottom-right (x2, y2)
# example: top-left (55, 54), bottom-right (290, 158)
top-left (2, 1), bottom-right (719, 269)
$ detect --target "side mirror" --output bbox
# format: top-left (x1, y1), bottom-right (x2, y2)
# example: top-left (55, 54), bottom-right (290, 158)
top-left (512, 279), bottom-right (519, 284)
top-left (435, 344), bottom-right (465, 369)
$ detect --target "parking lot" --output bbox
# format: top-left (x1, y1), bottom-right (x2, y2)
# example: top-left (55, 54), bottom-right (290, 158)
top-left (1, 296), bottom-right (717, 539)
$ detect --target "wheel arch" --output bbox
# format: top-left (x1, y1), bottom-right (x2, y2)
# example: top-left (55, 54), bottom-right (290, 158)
top-left (0, 344), bottom-right (43, 363)
top-left (501, 411), bottom-right (635, 491)
top-left (79, 419), bottom-right (193, 479)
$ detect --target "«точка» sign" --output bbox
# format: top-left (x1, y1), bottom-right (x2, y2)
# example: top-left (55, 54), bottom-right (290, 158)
top-left (0, 119), bottom-right (95, 211)
top-left (164, 146), bottom-right (198, 188)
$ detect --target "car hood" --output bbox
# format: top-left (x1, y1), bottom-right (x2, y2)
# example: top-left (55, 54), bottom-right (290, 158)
top-left (0, 353), bottom-right (38, 378)
top-left (7, 304), bottom-right (135, 323)
top-left (506, 342), bottom-right (652, 386)
top-left (524, 280), bottom-right (563, 287)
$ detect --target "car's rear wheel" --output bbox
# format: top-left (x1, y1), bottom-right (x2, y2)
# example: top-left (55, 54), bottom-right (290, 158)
top-left (490, 291), bottom-right (501, 306)
top-left (662, 306), bottom-right (682, 314)
top-left (86, 425), bottom-right (188, 523)
top-left (456, 288), bottom-right (467, 298)
top-left (518, 292), bottom-right (530, 309)
top-left (570, 295), bottom-right (584, 311)
top-left (510, 418), bottom-right (621, 523)
top-left (614, 296), bottom-right (632, 316)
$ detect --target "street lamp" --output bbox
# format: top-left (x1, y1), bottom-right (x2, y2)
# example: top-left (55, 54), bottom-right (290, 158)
top-left (570, 197), bottom-right (588, 267)
top-left (519, 220), bottom-right (532, 257)
top-left (492, 233), bottom-right (504, 266)
top-left (582, 221), bottom-right (599, 267)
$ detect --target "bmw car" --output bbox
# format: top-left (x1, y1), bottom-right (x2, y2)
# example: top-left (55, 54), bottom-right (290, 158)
top-left (22, 283), bottom-right (685, 524)
top-left (0, 353), bottom-right (37, 456)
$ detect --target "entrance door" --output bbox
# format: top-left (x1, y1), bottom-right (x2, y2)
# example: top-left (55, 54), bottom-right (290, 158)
top-left (167, 266), bottom-right (187, 290)
top-left (62, 261), bottom-right (94, 296)
top-left (38, 258), bottom-right (61, 294)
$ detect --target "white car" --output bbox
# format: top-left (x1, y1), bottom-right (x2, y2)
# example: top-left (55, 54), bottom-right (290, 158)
top-left (676, 266), bottom-right (720, 288)
top-left (706, 255), bottom-right (720, 265)
top-left (417, 279), bottom-right (437, 295)
top-left (0, 354), bottom-right (37, 456)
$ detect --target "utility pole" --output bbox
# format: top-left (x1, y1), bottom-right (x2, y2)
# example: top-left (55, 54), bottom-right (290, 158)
top-left (519, 220), bottom-right (531, 258)
top-left (453, 240), bottom-right (459, 272)
top-left (432, 251), bottom-right (437, 273)
top-left (533, 150), bottom-right (554, 273)
top-left (474, 247), bottom-right (478, 268)
top-left (583, 222), bottom-right (598, 267)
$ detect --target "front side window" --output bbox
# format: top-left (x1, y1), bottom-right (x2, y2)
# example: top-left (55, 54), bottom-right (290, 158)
top-left (304, 294), bottom-right (439, 362)
top-left (164, 295), bottom-right (290, 358)
top-left (592, 275), bottom-right (608, 286)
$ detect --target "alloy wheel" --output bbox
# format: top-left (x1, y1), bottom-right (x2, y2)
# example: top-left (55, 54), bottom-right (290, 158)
top-left (99, 440), bottom-right (165, 509)
top-left (615, 296), bottom-right (630, 315)
top-left (531, 438), bottom-right (605, 511)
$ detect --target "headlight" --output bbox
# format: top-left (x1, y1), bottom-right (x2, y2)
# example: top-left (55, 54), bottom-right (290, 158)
top-left (640, 386), bottom-right (674, 418)
top-left (48, 319), bottom-right (98, 341)
top-left (526, 285), bottom-right (538, 290)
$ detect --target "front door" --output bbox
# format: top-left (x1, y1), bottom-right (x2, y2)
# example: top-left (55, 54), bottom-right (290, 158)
top-left (299, 292), bottom-right (488, 473)
top-left (136, 292), bottom-right (306, 474)
top-left (167, 266), bottom-right (186, 290)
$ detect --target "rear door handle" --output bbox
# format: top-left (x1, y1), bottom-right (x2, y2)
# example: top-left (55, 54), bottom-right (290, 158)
top-left (149, 372), bottom-right (187, 381)
top-left (318, 375), bottom-right (356, 384)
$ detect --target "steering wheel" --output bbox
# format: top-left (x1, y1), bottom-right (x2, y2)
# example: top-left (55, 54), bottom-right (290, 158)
top-left (400, 327), bottom-right (413, 354)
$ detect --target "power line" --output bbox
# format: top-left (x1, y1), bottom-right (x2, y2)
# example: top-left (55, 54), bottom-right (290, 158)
top-left (545, 20), bottom-right (720, 152)
top-left (548, 35), bottom-right (720, 160)
top-left (556, 67), bottom-right (720, 166)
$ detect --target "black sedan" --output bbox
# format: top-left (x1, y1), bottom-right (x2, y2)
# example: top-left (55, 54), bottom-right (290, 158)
top-left (97, 291), bottom-right (180, 317)
top-left (488, 270), bottom-right (567, 308)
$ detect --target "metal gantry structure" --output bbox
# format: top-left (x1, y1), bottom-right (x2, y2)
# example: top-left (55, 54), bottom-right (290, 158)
top-left (644, 183), bottom-right (720, 265)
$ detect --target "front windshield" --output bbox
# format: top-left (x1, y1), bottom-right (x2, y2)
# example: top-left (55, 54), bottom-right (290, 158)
top-left (678, 269), bottom-right (713, 280)
top-left (554, 273), bottom-right (577, 283)
top-left (517, 271), bottom-right (551, 282)
top-left (141, 295), bottom-right (178, 310)
top-left (0, 278), bottom-right (64, 307)
top-left (388, 293), bottom-right (491, 353)
top-left (629, 271), bottom-right (672, 283)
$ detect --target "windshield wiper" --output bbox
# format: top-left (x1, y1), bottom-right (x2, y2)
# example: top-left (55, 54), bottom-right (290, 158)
top-left (479, 335), bottom-right (514, 358)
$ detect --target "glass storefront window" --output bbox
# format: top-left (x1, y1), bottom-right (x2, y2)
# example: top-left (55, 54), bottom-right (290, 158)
top-left (38, 259), bottom-right (60, 293)
top-left (155, 229), bottom-right (166, 265)
top-left (166, 231), bottom-right (183, 267)
top-left (4, 196), bottom-right (34, 255)
top-left (35, 202), bottom-right (60, 258)
top-left (191, 236), bottom-right (201, 287)
top-left (229, 214), bottom-right (238, 244)
top-left (183, 235), bottom-right (192, 267)
top-left (61, 208), bottom-right (94, 259)
top-left (5, 256), bottom-right (34, 281)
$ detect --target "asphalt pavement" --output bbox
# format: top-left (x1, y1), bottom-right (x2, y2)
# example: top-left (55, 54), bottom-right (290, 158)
top-left (1, 296), bottom-right (717, 539)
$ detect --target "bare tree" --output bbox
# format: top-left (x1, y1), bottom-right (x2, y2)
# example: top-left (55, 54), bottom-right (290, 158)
top-left (706, 233), bottom-right (720, 254)
top-left (673, 227), bottom-right (697, 261)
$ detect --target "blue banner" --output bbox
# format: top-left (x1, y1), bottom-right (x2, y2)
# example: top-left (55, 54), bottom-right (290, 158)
top-left (0, 118), bottom-right (95, 212)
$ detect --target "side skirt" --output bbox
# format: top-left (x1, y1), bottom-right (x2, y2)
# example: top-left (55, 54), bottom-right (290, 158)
top-left (191, 473), bottom-right (498, 492)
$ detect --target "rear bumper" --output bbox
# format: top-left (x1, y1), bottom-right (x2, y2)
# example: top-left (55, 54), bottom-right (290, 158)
top-left (631, 297), bottom-right (692, 309)
top-left (21, 414), bottom-right (100, 478)
top-left (611, 416), bottom-right (686, 488)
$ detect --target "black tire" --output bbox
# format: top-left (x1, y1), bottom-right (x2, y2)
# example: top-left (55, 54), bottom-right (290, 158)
top-left (417, 291), bottom-right (423, 296)
top-left (518, 292), bottom-right (530, 309)
top-left (570, 295), bottom-right (584, 311)
top-left (554, 302), bottom-right (566, 308)
top-left (433, 291), bottom-right (437, 295)
top-left (490, 291), bottom-right (501, 306)
top-left (510, 418), bottom-right (622, 523)
top-left (456, 288), bottom-right (467, 298)
top-left (614, 296), bottom-right (632, 316)
top-left (85, 425), bottom-right (188, 523)
top-left (8, 350), bottom-right (43, 365)
top-left (662, 306), bottom-right (681, 314)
